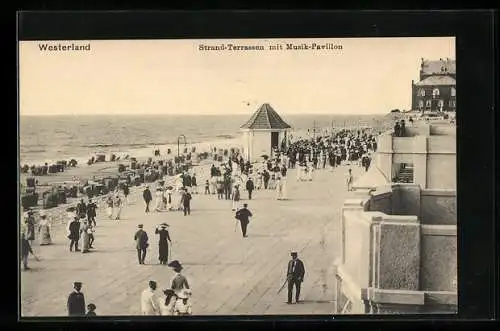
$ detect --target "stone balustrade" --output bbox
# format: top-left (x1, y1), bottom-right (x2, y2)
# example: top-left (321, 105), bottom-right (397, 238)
top-left (334, 184), bottom-right (457, 314)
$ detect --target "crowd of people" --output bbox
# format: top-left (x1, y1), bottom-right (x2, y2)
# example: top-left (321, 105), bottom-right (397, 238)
top-left (21, 126), bottom-right (379, 316)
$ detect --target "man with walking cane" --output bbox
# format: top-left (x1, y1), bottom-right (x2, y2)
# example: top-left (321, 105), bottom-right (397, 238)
top-left (234, 203), bottom-right (252, 238)
top-left (280, 250), bottom-right (305, 304)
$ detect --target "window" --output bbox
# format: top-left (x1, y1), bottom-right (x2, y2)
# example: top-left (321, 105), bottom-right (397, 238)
top-left (432, 88), bottom-right (440, 97)
top-left (451, 87), bottom-right (456, 97)
top-left (418, 88), bottom-right (425, 97)
top-left (449, 99), bottom-right (456, 107)
top-left (438, 99), bottom-right (444, 110)
top-left (418, 100), bottom-right (424, 109)
top-left (425, 100), bottom-right (431, 108)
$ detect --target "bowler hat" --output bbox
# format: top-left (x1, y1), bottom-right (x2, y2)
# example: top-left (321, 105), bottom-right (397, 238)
top-left (167, 260), bottom-right (183, 270)
top-left (138, 224), bottom-right (143, 228)
top-left (159, 222), bottom-right (169, 228)
top-left (74, 281), bottom-right (82, 286)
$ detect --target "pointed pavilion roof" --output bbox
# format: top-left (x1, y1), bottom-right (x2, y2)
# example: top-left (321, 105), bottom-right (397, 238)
top-left (240, 103), bottom-right (291, 130)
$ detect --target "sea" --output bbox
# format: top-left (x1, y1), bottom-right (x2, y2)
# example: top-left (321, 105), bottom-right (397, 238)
top-left (19, 114), bottom-right (391, 166)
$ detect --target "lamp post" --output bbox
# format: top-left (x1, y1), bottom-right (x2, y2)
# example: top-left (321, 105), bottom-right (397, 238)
top-left (177, 134), bottom-right (187, 159)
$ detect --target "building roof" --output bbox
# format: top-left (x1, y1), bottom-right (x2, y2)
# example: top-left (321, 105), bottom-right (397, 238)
top-left (415, 75), bottom-right (456, 86)
top-left (240, 103), bottom-right (291, 130)
top-left (421, 58), bottom-right (456, 76)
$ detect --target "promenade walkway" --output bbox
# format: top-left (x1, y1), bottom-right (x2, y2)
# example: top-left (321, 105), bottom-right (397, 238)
top-left (21, 164), bottom-right (364, 316)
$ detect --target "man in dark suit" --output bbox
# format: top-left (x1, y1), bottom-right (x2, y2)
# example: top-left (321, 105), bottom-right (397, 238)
top-left (143, 186), bottom-right (152, 213)
top-left (68, 217), bottom-right (81, 252)
top-left (286, 251), bottom-right (305, 304)
top-left (76, 199), bottom-right (87, 219)
top-left (245, 177), bottom-right (254, 200)
top-left (235, 203), bottom-right (252, 238)
top-left (134, 224), bottom-right (149, 265)
top-left (67, 281), bottom-right (86, 316)
top-left (86, 199), bottom-right (97, 227)
top-left (182, 189), bottom-right (192, 216)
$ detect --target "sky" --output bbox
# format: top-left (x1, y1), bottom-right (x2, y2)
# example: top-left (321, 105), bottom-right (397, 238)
top-left (19, 37), bottom-right (455, 116)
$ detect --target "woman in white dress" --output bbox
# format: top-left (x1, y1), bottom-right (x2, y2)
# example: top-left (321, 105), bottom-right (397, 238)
top-left (155, 188), bottom-right (164, 212)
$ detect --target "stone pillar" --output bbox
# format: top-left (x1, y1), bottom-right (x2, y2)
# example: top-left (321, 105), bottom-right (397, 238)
top-left (412, 135), bottom-right (428, 189)
top-left (375, 134), bottom-right (393, 182)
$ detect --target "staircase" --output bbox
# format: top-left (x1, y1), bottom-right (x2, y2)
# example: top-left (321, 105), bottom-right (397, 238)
top-left (396, 165), bottom-right (414, 183)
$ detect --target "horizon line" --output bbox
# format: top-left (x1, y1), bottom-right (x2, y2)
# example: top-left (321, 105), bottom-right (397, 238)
top-left (20, 112), bottom-right (391, 117)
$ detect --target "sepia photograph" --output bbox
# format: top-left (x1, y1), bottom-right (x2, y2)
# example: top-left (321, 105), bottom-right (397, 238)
top-left (18, 37), bottom-right (457, 317)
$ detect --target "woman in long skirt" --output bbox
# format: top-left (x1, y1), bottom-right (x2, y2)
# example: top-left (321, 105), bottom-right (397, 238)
top-left (37, 211), bottom-right (52, 245)
top-left (114, 195), bottom-right (122, 220)
top-left (80, 220), bottom-right (91, 253)
top-left (155, 223), bottom-right (171, 264)
top-left (155, 188), bottom-right (163, 212)
top-left (106, 196), bottom-right (114, 219)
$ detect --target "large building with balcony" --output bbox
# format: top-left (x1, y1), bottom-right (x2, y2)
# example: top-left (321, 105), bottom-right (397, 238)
top-left (411, 58), bottom-right (456, 113)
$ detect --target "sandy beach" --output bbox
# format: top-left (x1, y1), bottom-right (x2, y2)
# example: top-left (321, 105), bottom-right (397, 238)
top-left (20, 162), bottom-right (365, 316)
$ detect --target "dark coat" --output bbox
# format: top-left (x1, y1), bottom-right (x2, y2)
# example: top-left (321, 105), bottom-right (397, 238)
top-left (67, 291), bottom-right (86, 316)
top-left (20, 238), bottom-right (33, 257)
top-left (68, 221), bottom-right (81, 240)
top-left (287, 258), bottom-right (305, 281)
top-left (182, 193), bottom-right (192, 206)
top-left (246, 179), bottom-right (254, 191)
top-left (76, 202), bottom-right (87, 216)
top-left (143, 189), bottom-right (152, 202)
top-left (235, 208), bottom-right (252, 224)
top-left (134, 229), bottom-right (149, 249)
top-left (155, 228), bottom-right (171, 260)
top-left (86, 203), bottom-right (97, 217)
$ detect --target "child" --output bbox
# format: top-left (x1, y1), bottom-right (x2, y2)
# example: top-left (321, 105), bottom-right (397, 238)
top-left (86, 303), bottom-right (97, 316)
top-left (173, 289), bottom-right (192, 316)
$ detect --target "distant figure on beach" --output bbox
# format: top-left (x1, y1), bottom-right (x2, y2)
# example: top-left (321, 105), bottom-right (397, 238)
top-left (263, 169), bottom-right (270, 189)
top-left (141, 280), bottom-right (161, 315)
top-left (276, 176), bottom-right (284, 200)
top-left (204, 179), bottom-right (210, 195)
top-left (106, 196), bottom-right (114, 219)
top-left (235, 203), bottom-right (252, 238)
top-left (409, 116), bottom-right (414, 126)
top-left (182, 189), bottom-right (192, 216)
top-left (37, 211), bottom-right (52, 245)
top-left (80, 220), bottom-right (91, 253)
top-left (123, 184), bottom-right (130, 205)
top-left (76, 199), bottom-right (87, 219)
top-left (25, 211), bottom-right (36, 246)
top-left (232, 185), bottom-right (241, 211)
top-left (155, 188), bottom-right (164, 212)
top-left (286, 251), bottom-right (305, 304)
top-left (114, 195), bottom-right (123, 220)
top-left (394, 121), bottom-right (401, 137)
top-left (86, 199), bottom-right (97, 227)
top-left (400, 119), bottom-right (406, 137)
top-left (87, 224), bottom-right (95, 248)
top-left (20, 232), bottom-right (39, 270)
top-left (143, 186), bottom-right (152, 213)
top-left (155, 223), bottom-right (171, 265)
top-left (245, 177), bottom-right (254, 200)
top-left (68, 217), bottom-right (81, 252)
top-left (67, 282), bottom-right (85, 316)
top-left (191, 174), bottom-right (198, 194)
top-left (134, 224), bottom-right (149, 265)
top-left (86, 303), bottom-right (97, 317)
top-left (346, 168), bottom-right (354, 191)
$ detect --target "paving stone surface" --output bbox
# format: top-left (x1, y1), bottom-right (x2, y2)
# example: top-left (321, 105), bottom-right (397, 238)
top-left (20, 164), bottom-right (364, 317)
